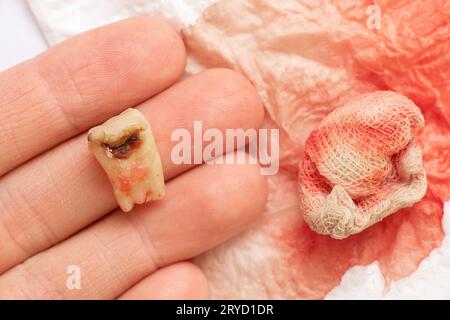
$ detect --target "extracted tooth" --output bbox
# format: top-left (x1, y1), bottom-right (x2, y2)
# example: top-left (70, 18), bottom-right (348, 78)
top-left (88, 108), bottom-right (165, 212)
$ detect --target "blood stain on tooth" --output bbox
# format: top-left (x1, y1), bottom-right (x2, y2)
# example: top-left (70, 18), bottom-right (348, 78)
top-left (132, 165), bottom-right (149, 182)
top-left (118, 173), bottom-right (132, 194)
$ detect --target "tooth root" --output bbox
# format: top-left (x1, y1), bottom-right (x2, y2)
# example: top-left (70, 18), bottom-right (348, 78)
top-left (119, 198), bottom-right (135, 213)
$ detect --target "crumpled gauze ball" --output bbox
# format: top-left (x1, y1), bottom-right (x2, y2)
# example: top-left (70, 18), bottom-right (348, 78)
top-left (299, 91), bottom-right (427, 239)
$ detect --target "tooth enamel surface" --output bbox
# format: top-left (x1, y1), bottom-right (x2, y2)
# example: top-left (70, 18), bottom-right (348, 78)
top-left (88, 108), bottom-right (165, 212)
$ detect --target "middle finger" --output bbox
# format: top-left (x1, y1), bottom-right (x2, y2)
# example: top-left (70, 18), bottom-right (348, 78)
top-left (0, 68), bottom-right (263, 273)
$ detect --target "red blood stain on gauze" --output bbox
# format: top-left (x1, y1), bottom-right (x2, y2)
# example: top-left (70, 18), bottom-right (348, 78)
top-left (298, 91), bottom-right (428, 239)
top-left (274, 107), bottom-right (449, 298)
top-left (184, 0), bottom-right (450, 298)
top-left (275, 190), bottom-right (444, 299)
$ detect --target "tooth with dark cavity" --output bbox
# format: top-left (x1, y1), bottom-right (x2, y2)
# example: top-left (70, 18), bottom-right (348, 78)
top-left (88, 108), bottom-right (165, 212)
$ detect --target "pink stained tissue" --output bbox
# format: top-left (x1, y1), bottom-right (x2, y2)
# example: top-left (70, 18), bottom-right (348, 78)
top-left (183, 0), bottom-right (450, 298)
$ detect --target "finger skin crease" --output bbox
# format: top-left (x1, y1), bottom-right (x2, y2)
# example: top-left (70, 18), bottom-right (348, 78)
top-left (0, 184), bottom-right (34, 261)
top-left (0, 210), bottom-right (30, 271)
top-left (0, 84), bottom-right (42, 174)
top-left (14, 180), bottom-right (58, 247)
top-left (0, 180), bottom-right (56, 260)
top-left (88, 230), bottom-right (131, 298)
top-left (9, 262), bottom-right (65, 300)
top-left (126, 212), bottom-right (163, 269)
top-left (0, 81), bottom-right (40, 110)
top-left (34, 57), bottom-right (85, 133)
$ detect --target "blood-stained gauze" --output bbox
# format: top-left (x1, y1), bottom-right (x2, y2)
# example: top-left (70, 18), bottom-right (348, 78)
top-left (298, 91), bottom-right (427, 239)
top-left (88, 108), bottom-right (165, 212)
top-left (183, 0), bottom-right (449, 300)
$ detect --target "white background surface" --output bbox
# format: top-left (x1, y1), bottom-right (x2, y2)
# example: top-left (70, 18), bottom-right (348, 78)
top-left (0, 0), bottom-right (47, 71)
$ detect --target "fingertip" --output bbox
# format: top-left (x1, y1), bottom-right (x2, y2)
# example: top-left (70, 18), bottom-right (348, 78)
top-left (36, 16), bottom-right (187, 119)
top-left (96, 16), bottom-right (187, 95)
top-left (200, 160), bottom-right (268, 233)
top-left (126, 16), bottom-right (187, 86)
top-left (222, 160), bottom-right (268, 224)
top-left (119, 262), bottom-right (210, 300)
top-left (196, 68), bottom-right (265, 129)
top-left (171, 262), bottom-right (210, 300)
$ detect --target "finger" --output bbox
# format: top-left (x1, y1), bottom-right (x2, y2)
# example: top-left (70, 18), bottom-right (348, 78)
top-left (119, 262), bottom-right (210, 300)
top-left (0, 17), bottom-right (186, 176)
top-left (0, 69), bottom-right (264, 273)
top-left (0, 160), bottom-right (268, 299)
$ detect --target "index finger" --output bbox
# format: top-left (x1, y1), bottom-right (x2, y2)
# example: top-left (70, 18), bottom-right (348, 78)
top-left (0, 17), bottom-right (186, 176)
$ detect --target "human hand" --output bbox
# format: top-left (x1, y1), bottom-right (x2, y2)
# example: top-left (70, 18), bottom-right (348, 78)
top-left (0, 17), bottom-right (267, 299)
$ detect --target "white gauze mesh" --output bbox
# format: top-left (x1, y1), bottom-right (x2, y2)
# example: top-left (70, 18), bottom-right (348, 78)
top-left (298, 91), bottom-right (427, 239)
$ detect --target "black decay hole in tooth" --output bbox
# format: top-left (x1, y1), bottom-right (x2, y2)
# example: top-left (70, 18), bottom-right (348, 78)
top-left (105, 133), bottom-right (141, 159)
